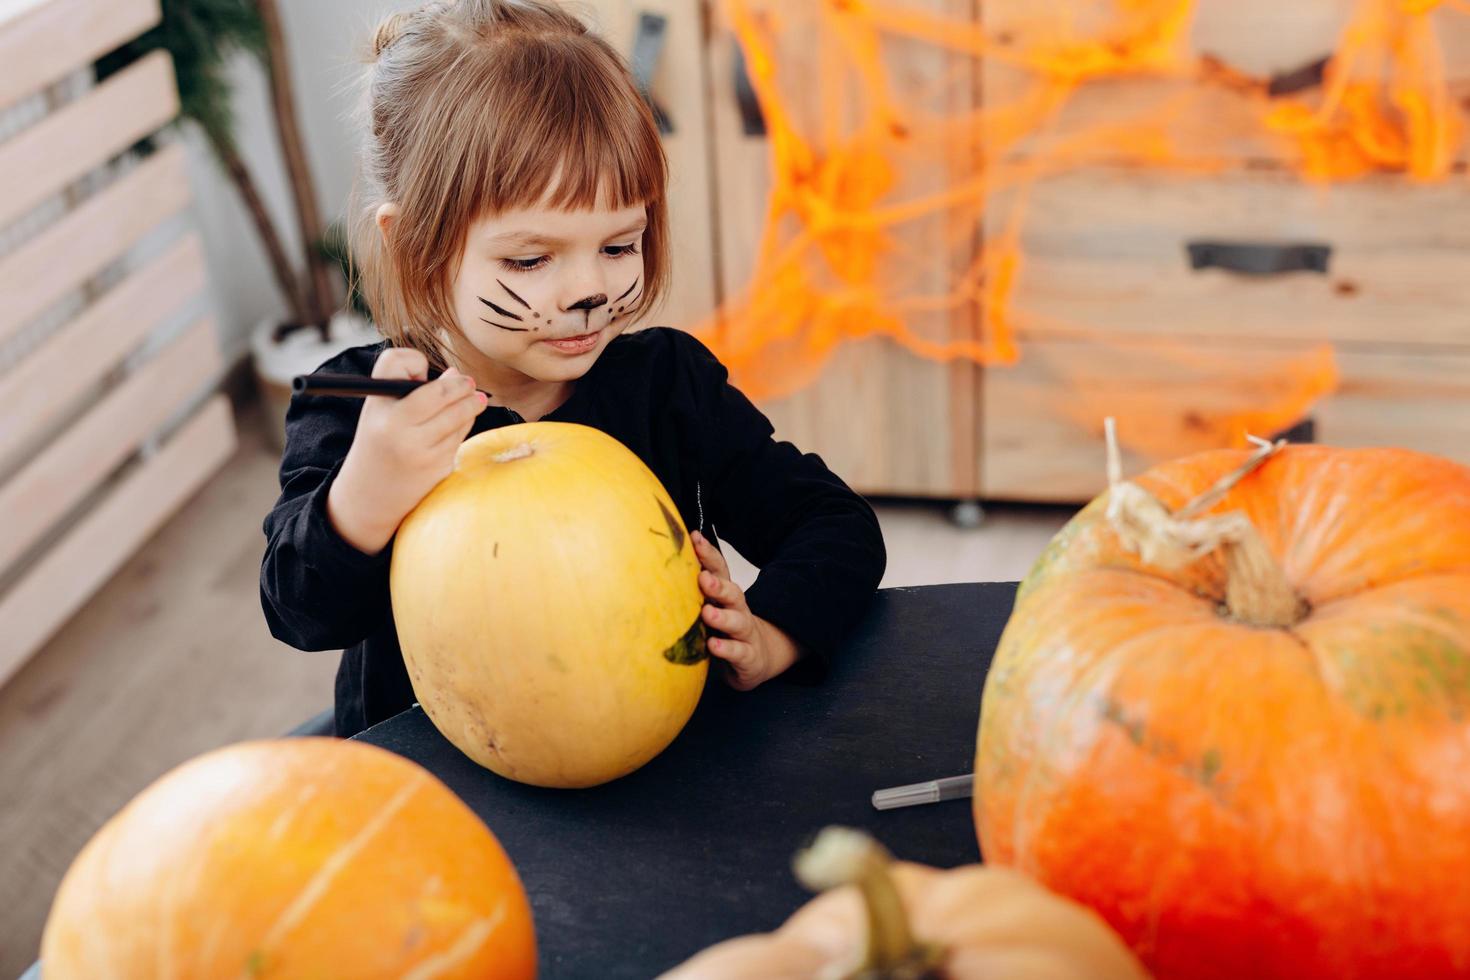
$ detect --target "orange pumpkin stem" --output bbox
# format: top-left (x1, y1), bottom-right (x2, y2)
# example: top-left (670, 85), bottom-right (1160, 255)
top-left (795, 827), bottom-right (946, 979)
top-left (1104, 419), bottom-right (1307, 629)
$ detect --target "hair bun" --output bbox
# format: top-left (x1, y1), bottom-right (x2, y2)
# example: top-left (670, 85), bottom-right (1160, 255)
top-left (372, 11), bottom-right (412, 59)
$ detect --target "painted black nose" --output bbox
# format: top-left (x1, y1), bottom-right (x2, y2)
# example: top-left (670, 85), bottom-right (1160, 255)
top-left (567, 293), bottom-right (608, 311)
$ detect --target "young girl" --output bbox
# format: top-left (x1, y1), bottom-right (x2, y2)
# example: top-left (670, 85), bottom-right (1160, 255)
top-left (261, 0), bottom-right (886, 737)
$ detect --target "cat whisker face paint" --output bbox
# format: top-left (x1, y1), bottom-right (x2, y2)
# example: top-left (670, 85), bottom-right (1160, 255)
top-left (475, 273), bottom-right (642, 335)
top-left (477, 294), bottom-right (530, 332)
top-left (448, 198), bottom-right (654, 382)
top-left (607, 278), bottom-right (643, 324)
top-left (496, 279), bottom-right (535, 312)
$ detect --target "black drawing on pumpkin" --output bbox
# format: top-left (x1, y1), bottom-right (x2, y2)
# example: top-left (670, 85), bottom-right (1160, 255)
top-left (655, 496), bottom-right (686, 557)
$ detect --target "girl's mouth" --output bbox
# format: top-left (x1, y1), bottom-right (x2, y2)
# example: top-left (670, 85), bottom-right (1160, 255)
top-left (542, 329), bottom-right (602, 355)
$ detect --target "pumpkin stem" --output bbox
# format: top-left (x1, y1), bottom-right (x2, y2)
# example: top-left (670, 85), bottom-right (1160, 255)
top-left (1103, 419), bottom-right (1307, 629)
top-left (492, 443), bottom-right (535, 463)
top-left (1221, 519), bottom-right (1307, 627)
top-left (794, 827), bottom-right (946, 980)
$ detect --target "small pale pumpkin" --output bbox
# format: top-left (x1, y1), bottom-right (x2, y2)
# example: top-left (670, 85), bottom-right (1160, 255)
top-left (41, 738), bottom-right (536, 979)
top-left (660, 827), bottom-right (1148, 979)
top-left (976, 431), bottom-right (1470, 979)
top-left (391, 421), bottom-right (709, 788)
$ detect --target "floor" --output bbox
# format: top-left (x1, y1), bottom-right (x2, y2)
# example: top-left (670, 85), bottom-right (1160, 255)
top-left (0, 399), bottom-right (1072, 972)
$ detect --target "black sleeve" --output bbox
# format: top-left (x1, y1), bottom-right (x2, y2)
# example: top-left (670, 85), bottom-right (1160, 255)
top-left (260, 361), bottom-right (393, 652)
top-left (671, 331), bottom-right (887, 675)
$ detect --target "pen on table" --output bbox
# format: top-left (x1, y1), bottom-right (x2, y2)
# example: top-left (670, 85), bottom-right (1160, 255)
top-left (292, 373), bottom-right (492, 399)
top-left (871, 774), bottom-right (974, 811)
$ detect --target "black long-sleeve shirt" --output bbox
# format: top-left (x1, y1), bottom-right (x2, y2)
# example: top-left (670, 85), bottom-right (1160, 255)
top-left (261, 327), bottom-right (886, 736)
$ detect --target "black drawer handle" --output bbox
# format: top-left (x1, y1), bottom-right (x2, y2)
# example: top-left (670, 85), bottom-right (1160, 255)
top-left (630, 12), bottom-right (673, 135)
top-left (732, 42), bottom-right (767, 137)
top-left (1271, 416), bottom-right (1316, 445)
top-left (1186, 240), bottom-right (1332, 276)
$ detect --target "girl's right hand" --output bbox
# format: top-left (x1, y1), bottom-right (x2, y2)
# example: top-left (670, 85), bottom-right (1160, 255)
top-left (326, 347), bottom-right (487, 555)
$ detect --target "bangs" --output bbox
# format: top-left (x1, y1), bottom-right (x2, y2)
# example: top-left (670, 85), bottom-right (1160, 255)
top-left (462, 34), bottom-right (666, 216)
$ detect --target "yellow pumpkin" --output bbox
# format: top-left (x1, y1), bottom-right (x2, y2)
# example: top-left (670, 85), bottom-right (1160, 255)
top-left (41, 738), bottom-right (536, 979)
top-left (391, 421), bottom-right (709, 788)
top-left (660, 827), bottom-right (1149, 979)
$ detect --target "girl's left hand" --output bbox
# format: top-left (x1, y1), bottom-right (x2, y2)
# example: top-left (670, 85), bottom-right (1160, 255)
top-left (692, 531), bottom-right (802, 690)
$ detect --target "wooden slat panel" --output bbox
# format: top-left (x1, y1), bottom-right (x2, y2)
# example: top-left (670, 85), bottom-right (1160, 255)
top-left (0, 51), bottom-right (177, 229)
top-left (0, 0), bottom-right (159, 107)
top-left (0, 142), bottom-right (190, 345)
top-left (0, 316), bottom-right (218, 572)
top-left (587, 1), bottom-right (718, 331)
top-left (0, 396), bottom-right (235, 687)
top-left (706, 0), bottom-right (983, 497)
top-left (0, 235), bottom-right (205, 464)
top-left (981, 337), bottom-right (1470, 502)
top-left (988, 169), bottom-right (1470, 347)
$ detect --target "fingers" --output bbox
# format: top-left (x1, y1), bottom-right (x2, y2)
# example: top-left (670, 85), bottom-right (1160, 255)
top-left (401, 367), bottom-right (480, 425)
top-left (707, 637), bottom-right (760, 690)
top-left (700, 567), bottom-right (745, 608)
top-left (372, 346), bottom-right (429, 381)
top-left (702, 596), bottom-right (753, 640)
top-left (422, 384), bottom-right (488, 444)
top-left (691, 531), bottom-right (730, 580)
top-left (426, 403), bottom-right (483, 453)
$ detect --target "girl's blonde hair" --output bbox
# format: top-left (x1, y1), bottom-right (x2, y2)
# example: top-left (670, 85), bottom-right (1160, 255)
top-left (353, 0), bottom-right (670, 365)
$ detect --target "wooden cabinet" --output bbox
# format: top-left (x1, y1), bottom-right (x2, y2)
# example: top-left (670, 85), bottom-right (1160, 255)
top-left (591, 0), bottom-right (1470, 502)
top-left (584, 0), bottom-right (719, 335)
top-left (979, 0), bottom-right (1470, 499)
top-left (702, 0), bottom-right (985, 499)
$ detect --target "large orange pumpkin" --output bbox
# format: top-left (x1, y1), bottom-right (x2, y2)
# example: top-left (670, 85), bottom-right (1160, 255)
top-left (42, 738), bottom-right (536, 979)
top-left (975, 441), bottom-right (1470, 979)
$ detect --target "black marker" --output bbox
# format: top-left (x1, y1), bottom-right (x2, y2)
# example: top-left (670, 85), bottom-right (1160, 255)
top-left (292, 373), bottom-right (492, 400)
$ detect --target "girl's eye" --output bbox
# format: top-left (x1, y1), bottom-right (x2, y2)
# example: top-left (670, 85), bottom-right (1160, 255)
top-left (500, 255), bottom-right (549, 272)
top-left (602, 242), bottom-right (641, 258)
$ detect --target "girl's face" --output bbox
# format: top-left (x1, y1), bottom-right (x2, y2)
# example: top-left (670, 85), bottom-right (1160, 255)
top-left (447, 196), bottom-right (648, 384)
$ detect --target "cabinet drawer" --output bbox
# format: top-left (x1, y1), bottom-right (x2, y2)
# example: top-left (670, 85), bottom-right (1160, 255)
top-left (986, 169), bottom-right (1470, 348)
top-left (981, 336), bottom-right (1470, 502)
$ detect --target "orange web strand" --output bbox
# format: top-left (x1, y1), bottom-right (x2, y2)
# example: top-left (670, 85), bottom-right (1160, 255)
top-left (689, 0), bottom-right (1468, 458)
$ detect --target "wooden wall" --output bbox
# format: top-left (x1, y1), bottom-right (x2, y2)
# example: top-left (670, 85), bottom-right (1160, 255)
top-left (0, 0), bottom-right (236, 686)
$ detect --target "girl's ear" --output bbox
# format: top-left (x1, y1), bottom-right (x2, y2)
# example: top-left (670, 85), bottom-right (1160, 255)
top-left (375, 202), bottom-right (401, 242)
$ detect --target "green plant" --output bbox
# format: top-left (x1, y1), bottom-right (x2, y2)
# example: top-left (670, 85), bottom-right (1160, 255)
top-left (99, 0), bottom-right (338, 340)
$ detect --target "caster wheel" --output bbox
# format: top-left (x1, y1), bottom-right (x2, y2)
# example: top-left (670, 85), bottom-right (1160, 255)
top-left (948, 500), bottom-right (985, 529)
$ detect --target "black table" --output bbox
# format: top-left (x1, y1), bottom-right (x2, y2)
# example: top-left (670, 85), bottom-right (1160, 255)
top-left (356, 582), bottom-right (1016, 978)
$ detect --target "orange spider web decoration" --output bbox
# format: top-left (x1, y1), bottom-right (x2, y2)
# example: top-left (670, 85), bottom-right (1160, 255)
top-left (691, 0), bottom-right (1469, 459)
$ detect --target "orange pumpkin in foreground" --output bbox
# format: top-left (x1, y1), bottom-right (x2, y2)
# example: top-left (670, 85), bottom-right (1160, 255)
top-left (42, 738), bottom-right (536, 979)
top-left (976, 442), bottom-right (1470, 979)
top-left (661, 827), bottom-right (1147, 979)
